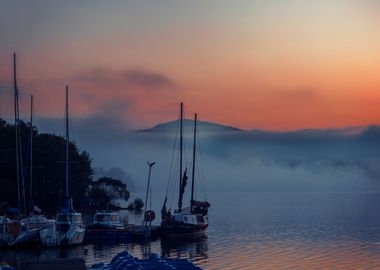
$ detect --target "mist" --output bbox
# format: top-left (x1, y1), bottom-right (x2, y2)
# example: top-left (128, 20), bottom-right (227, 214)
top-left (37, 119), bottom-right (380, 194)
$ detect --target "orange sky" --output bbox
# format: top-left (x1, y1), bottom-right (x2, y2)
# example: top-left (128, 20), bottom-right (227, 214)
top-left (0, 1), bottom-right (379, 131)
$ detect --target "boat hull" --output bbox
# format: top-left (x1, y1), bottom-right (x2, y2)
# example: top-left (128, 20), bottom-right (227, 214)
top-left (161, 222), bottom-right (207, 239)
top-left (0, 221), bottom-right (40, 247)
top-left (39, 224), bottom-right (85, 247)
top-left (9, 228), bottom-right (39, 246)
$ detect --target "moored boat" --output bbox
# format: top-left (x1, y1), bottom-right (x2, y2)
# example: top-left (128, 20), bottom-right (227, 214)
top-left (85, 211), bottom-right (132, 242)
top-left (38, 86), bottom-right (85, 247)
top-left (0, 54), bottom-right (48, 248)
top-left (161, 103), bottom-right (210, 239)
top-left (87, 211), bottom-right (127, 231)
top-left (39, 212), bottom-right (85, 247)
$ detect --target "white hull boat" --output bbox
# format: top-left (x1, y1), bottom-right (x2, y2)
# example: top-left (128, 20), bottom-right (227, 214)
top-left (39, 87), bottom-right (85, 247)
top-left (39, 212), bottom-right (85, 247)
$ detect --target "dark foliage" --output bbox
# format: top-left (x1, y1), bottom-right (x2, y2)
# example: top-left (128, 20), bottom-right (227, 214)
top-left (88, 177), bottom-right (130, 210)
top-left (132, 198), bottom-right (144, 210)
top-left (88, 187), bottom-right (110, 209)
top-left (0, 119), bottom-right (93, 213)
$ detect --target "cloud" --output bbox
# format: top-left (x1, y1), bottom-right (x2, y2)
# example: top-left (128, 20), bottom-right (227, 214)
top-left (37, 97), bottom-right (133, 143)
top-left (73, 68), bottom-right (175, 90)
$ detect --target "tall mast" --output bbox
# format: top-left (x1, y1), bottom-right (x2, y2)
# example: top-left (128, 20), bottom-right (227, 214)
top-left (190, 113), bottom-right (197, 213)
top-left (144, 162), bottom-right (155, 230)
top-left (65, 85), bottom-right (71, 211)
top-left (13, 53), bottom-right (21, 212)
top-left (179, 102), bottom-right (183, 210)
top-left (29, 95), bottom-right (34, 212)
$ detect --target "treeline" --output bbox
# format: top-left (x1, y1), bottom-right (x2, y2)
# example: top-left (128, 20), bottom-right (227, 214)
top-left (0, 118), bottom-right (92, 213)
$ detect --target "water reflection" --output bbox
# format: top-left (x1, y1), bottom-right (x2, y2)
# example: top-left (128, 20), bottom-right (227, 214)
top-left (160, 236), bottom-right (208, 260)
top-left (0, 245), bottom-right (86, 266)
top-left (2, 192), bottom-right (380, 269)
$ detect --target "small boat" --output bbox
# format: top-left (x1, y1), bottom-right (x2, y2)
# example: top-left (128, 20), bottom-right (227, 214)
top-left (85, 211), bottom-right (132, 242)
top-left (161, 103), bottom-right (210, 239)
top-left (0, 213), bottom-right (53, 247)
top-left (87, 211), bottom-right (127, 230)
top-left (39, 86), bottom-right (85, 247)
top-left (13, 215), bottom-right (55, 246)
top-left (85, 210), bottom-right (161, 242)
top-left (39, 212), bottom-right (85, 247)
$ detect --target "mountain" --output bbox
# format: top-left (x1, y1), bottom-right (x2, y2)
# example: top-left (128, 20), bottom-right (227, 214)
top-left (135, 120), bottom-right (380, 144)
top-left (136, 119), bottom-right (244, 133)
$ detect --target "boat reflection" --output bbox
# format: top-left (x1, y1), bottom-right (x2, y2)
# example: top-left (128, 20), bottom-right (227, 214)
top-left (0, 245), bottom-right (86, 267)
top-left (160, 236), bottom-right (208, 260)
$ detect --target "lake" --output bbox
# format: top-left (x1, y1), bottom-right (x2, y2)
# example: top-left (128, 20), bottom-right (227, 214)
top-left (1, 191), bottom-right (380, 269)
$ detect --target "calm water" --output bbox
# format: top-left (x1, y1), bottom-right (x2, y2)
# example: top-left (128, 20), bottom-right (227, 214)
top-left (2, 191), bottom-right (380, 269)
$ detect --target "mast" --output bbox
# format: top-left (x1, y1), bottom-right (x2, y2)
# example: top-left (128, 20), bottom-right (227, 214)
top-left (144, 162), bottom-right (155, 230)
top-left (191, 113), bottom-right (197, 213)
top-left (13, 53), bottom-right (21, 212)
top-left (29, 95), bottom-right (34, 213)
top-left (65, 85), bottom-right (72, 211)
top-left (178, 102), bottom-right (183, 211)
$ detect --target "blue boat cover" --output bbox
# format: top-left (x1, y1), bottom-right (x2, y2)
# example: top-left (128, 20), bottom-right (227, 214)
top-left (90, 251), bottom-right (202, 270)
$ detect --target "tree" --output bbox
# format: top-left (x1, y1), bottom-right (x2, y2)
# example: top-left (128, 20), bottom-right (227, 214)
top-left (133, 198), bottom-right (144, 210)
top-left (0, 119), bottom-right (93, 213)
top-left (92, 177), bottom-right (130, 200)
top-left (88, 187), bottom-right (110, 209)
top-left (87, 177), bottom-right (130, 209)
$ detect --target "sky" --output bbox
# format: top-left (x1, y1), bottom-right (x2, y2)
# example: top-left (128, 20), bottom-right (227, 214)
top-left (1, 0), bottom-right (380, 132)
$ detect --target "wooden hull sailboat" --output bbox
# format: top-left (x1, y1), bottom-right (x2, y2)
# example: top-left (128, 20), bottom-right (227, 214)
top-left (161, 103), bottom-right (210, 239)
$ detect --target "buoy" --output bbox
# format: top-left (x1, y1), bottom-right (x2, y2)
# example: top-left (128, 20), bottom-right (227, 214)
top-left (144, 210), bottom-right (156, 222)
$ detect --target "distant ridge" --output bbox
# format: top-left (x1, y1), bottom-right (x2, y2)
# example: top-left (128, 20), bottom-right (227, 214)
top-left (135, 119), bottom-right (380, 141)
top-left (136, 119), bottom-right (244, 133)
top-left (242, 125), bottom-right (380, 142)
top-left (249, 126), bottom-right (368, 136)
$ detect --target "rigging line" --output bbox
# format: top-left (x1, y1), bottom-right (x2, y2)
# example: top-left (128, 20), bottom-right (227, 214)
top-left (182, 107), bottom-right (189, 172)
top-left (17, 85), bottom-right (28, 214)
top-left (165, 114), bottom-right (180, 197)
top-left (195, 153), bottom-right (206, 200)
top-left (183, 103), bottom-right (197, 116)
top-left (196, 117), bottom-right (208, 199)
top-left (184, 104), bottom-right (201, 199)
top-left (167, 112), bottom-right (179, 186)
top-left (167, 146), bottom-right (176, 209)
top-left (169, 151), bottom-right (179, 209)
top-left (167, 110), bottom-right (181, 209)
top-left (3, 85), bottom-right (13, 123)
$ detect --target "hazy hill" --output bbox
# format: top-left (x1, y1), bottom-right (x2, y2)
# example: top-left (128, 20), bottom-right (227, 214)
top-left (136, 119), bottom-right (243, 133)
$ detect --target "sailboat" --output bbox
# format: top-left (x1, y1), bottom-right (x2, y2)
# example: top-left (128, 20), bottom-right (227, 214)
top-left (160, 103), bottom-right (210, 238)
top-left (0, 54), bottom-right (49, 247)
top-left (0, 54), bottom-right (21, 247)
top-left (39, 86), bottom-right (85, 247)
top-left (14, 95), bottom-right (55, 246)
